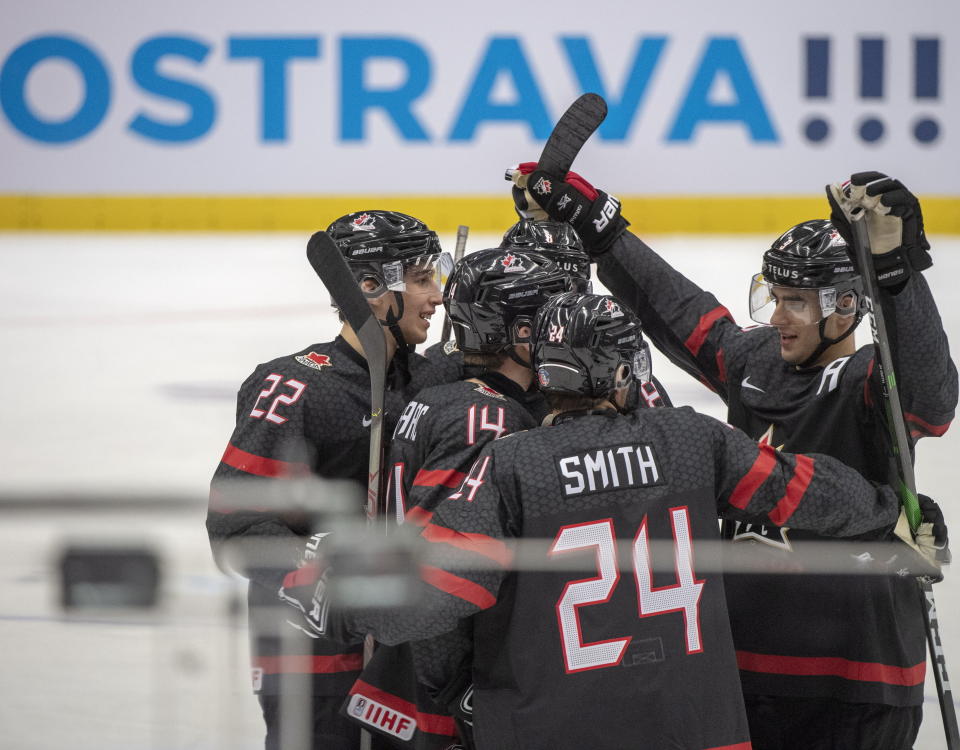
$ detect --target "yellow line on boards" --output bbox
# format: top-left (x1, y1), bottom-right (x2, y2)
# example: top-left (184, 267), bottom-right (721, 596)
top-left (1, 195), bottom-right (958, 234)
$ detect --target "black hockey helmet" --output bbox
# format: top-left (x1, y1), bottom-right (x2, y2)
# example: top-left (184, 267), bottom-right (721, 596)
top-left (532, 292), bottom-right (651, 398)
top-left (500, 219), bottom-right (591, 291)
top-left (749, 220), bottom-right (866, 326)
top-left (326, 210), bottom-right (447, 298)
top-left (444, 248), bottom-right (578, 354)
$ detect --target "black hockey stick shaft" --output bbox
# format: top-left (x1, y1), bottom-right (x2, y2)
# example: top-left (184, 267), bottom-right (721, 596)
top-left (306, 231), bottom-right (387, 526)
top-left (441, 224), bottom-right (469, 342)
top-left (306, 230), bottom-right (386, 750)
top-left (537, 92), bottom-right (608, 175)
top-left (849, 219), bottom-right (960, 748)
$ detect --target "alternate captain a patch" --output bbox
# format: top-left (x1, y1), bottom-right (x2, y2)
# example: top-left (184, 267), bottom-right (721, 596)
top-left (296, 352), bottom-right (333, 371)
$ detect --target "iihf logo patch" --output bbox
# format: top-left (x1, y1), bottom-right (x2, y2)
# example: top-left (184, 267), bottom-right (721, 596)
top-left (443, 340), bottom-right (459, 355)
top-left (351, 213), bottom-right (377, 232)
top-left (532, 176), bottom-right (552, 196)
top-left (500, 253), bottom-right (524, 272)
top-left (353, 698), bottom-right (367, 716)
top-left (296, 352), bottom-right (333, 370)
top-left (537, 367), bottom-right (550, 386)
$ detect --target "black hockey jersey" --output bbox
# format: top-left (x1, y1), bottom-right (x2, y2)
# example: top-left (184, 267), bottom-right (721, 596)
top-left (349, 368), bottom-right (675, 748)
top-left (207, 336), bottom-right (455, 697)
top-left (347, 371), bottom-right (539, 748)
top-left (596, 231), bottom-right (958, 705)
top-left (329, 406), bottom-right (901, 750)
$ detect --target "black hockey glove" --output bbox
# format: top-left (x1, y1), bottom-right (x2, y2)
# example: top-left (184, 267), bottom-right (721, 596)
top-left (825, 171), bottom-right (932, 288)
top-left (505, 161), bottom-right (629, 256)
top-left (278, 532), bottom-right (332, 637)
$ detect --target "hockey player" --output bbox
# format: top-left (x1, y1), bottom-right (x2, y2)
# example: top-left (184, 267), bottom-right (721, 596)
top-left (506, 164), bottom-right (956, 748)
top-left (344, 245), bottom-right (585, 748)
top-left (207, 210), bottom-right (452, 750)
top-left (421, 218), bottom-right (670, 416)
top-left (279, 291), bottom-right (913, 750)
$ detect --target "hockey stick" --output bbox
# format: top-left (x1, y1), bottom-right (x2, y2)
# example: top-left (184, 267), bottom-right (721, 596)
top-left (307, 231), bottom-right (387, 526)
top-left (849, 217), bottom-right (960, 749)
top-left (307, 230), bottom-right (389, 750)
top-left (441, 224), bottom-right (469, 342)
top-left (537, 92), bottom-right (608, 175)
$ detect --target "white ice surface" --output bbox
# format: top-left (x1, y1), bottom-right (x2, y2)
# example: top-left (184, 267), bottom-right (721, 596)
top-left (0, 232), bottom-right (957, 748)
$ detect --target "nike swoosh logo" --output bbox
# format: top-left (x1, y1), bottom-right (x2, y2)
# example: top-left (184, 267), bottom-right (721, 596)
top-left (741, 376), bottom-right (765, 393)
top-left (362, 415), bottom-right (373, 427)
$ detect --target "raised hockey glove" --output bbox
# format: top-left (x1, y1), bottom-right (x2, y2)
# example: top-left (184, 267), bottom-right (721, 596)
top-left (277, 532), bottom-right (332, 637)
top-left (825, 171), bottom-right (932, 288)
top-left (506, 161), bottom-right (629, 256)
top-left (891, 494), bottom-right (950, 582)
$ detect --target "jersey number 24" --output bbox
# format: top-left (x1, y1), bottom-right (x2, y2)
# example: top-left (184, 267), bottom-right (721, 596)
top-left (550, 509), bottom-right (704, 674)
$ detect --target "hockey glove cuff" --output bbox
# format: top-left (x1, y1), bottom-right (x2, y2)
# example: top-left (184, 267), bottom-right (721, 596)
top-left (506, 162), bottom-right (629, 256)
top-left (278, 533), bottom-right (332, 637)
top-left (826, 171), bottom-right (932, 288)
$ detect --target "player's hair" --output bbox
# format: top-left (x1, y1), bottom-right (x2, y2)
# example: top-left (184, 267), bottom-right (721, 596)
top-left (463, 351), bottom-right (508, 369)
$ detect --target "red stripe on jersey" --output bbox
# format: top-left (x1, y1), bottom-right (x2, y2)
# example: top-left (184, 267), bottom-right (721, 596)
top-left (422, 522), bottom-right (513, 567)
top-left (736, 650), bottom-right (925, 686)
top-left (221, 443), bottom-right (309, 478)
top-left (685, 306), bottom-right (733, 357)
top-left (729, 444), bottom-right (777, 510)
top-left (767, 454), bottom-right (814, 526)
top-left (254, 653), bottom-right (363, 675)
top-left (404, 506), bottom-right (434, 527)
top-left (413, 468), bottom-right (468, 488)
top-left (282, 563), bottom-right (320, 589)
top-left (705, 744), bottom-right (752, 750)
top-left (715, 348), bottom-right (727, 384)
top-left (349, 679), bottom-right (457, 736)
top-left (905, 411), bottom-right (951, 438)
top-left (420, 564), bottom-right (496, 609)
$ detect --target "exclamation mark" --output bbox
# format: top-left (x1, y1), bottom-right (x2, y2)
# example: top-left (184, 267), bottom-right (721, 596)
top-left (858, 38), bottom-right (885, 142)
top-left (914, 38), bottom-right (940, 143)
top-left (803, 37), bottom-right (830, 142)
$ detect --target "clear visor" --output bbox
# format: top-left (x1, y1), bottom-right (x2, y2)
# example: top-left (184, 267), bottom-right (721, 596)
top-left (374, 252), bottom-right (452, 296)
top-left (748, 273), bottom-right (842, 326)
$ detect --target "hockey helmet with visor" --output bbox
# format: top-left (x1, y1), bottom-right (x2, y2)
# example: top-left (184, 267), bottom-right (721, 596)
top-left (749, 219), bottom-right (865, 326)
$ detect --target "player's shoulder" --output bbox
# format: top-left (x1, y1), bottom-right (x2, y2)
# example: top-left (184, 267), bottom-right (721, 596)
top-left (411, 341), bottom-right (465, 389)
top-left (238, 341), bottom-right (365, 399)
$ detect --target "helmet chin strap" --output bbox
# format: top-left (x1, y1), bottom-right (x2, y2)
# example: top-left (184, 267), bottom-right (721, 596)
top-left (797, 311), bottom-right (862, 368)
top-left (382, 291), bottom-right (413, 387)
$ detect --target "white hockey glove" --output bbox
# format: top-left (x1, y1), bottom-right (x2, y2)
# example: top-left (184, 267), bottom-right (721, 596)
top-left (825, 171), bottom-right (932, 287)
top-left (891, 494), bottom-right (950, 582)
top-left (278, 532), bottom-right (332, 637)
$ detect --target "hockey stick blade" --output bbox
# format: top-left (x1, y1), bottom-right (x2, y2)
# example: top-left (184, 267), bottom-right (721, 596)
top-left (537, 93), bottom-right (608, 176)
top-left (306, 231), bottom-right (387, 524)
